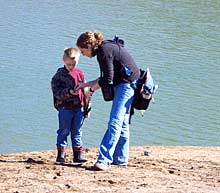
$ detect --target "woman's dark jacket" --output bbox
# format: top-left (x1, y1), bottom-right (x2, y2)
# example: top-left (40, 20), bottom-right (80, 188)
top-left (96, 40), bottom-right (140, 87)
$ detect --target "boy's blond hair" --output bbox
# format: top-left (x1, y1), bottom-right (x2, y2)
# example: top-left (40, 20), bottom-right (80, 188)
top-left (63, 48), bottom-right (80, 63)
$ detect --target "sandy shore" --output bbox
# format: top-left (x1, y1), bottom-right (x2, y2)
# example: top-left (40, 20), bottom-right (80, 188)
top-left (0, 146), bottom-right (219, 193)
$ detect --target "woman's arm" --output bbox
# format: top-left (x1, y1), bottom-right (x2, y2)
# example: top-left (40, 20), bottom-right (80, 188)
top-left (75, 78), bottom-right (101, 91)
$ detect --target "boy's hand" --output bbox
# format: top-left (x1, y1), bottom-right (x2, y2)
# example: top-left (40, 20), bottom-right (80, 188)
top-left (75, 83), bottom-right (86, 91)
top-left (70, 89), bottom-right (78, 95)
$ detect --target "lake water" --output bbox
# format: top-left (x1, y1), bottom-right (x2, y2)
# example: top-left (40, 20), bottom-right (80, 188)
top-left (0, 0), bottom-right (219, 153)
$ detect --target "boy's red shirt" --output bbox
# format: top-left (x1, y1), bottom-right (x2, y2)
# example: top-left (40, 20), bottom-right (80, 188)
top-left (69, 68), bottom-right (85, 107)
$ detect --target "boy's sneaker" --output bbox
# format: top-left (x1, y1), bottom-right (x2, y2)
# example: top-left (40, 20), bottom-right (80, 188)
top-left (56, 156), bottom-right (65, 163)
top-left (73, 146), bottom-right (87, 163)
top-left (56, 151), bottom-right (66, 163)
top-left (93, 162), bottom-right (110, 171)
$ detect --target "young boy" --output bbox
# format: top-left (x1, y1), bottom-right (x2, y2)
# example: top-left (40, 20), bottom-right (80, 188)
top-left (51, 48), bottom-right (88, 163)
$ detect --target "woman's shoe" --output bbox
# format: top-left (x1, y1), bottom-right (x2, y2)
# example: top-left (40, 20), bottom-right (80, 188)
top-left (112, 162), bottom-right (127, 166)
top-left (93, 162), bottom-right (110, 170)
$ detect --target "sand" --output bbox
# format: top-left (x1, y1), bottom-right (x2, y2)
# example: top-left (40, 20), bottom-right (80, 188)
top-left (0, 146), bottom-right (219, 193)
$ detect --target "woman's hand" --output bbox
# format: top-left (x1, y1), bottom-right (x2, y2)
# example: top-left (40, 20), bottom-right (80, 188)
top-left (75, 79), bottom-right (100, 91)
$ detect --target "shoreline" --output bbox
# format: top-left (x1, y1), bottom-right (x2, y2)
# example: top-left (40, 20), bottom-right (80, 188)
top-left (0, 146), bottom-right (220, 193)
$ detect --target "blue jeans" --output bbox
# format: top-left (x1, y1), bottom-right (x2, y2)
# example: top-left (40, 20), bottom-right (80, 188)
top-left (56, 107), bottom-right (84, 148)
top-left (97, 83), bottom-right (134, 165)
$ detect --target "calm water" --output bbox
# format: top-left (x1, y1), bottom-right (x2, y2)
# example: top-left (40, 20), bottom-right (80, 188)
top-left (0, 0), bottom-right (219, 153)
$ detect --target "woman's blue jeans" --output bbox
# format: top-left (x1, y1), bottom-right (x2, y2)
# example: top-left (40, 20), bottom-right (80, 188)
top-left (97, 83), bottom-right (134, 165)
top-left (56, 107), bottom-right (84, 148)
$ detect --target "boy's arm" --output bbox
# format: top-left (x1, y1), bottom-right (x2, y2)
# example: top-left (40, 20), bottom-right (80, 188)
top-left (51, 76), bottom-right (73, 100)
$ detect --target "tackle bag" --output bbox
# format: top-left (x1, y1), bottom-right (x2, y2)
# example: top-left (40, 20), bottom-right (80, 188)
top-left (101, 84), bottom-right (114, 101)
top-left (129, 68), bottom-right (158, 124)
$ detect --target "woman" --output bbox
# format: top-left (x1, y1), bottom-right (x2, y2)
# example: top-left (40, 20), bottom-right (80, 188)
top-left (76, 31), bottom-right (140, 170)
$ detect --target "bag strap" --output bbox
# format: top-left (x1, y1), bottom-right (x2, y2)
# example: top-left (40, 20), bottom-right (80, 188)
top-left (129, 105), bottom-right (135, 124)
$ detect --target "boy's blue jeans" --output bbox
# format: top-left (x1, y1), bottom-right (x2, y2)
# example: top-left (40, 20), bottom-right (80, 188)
top-left (56, 107), bottom-right (84, 148)
top-left (97, 83), bottom-right (134, 165)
